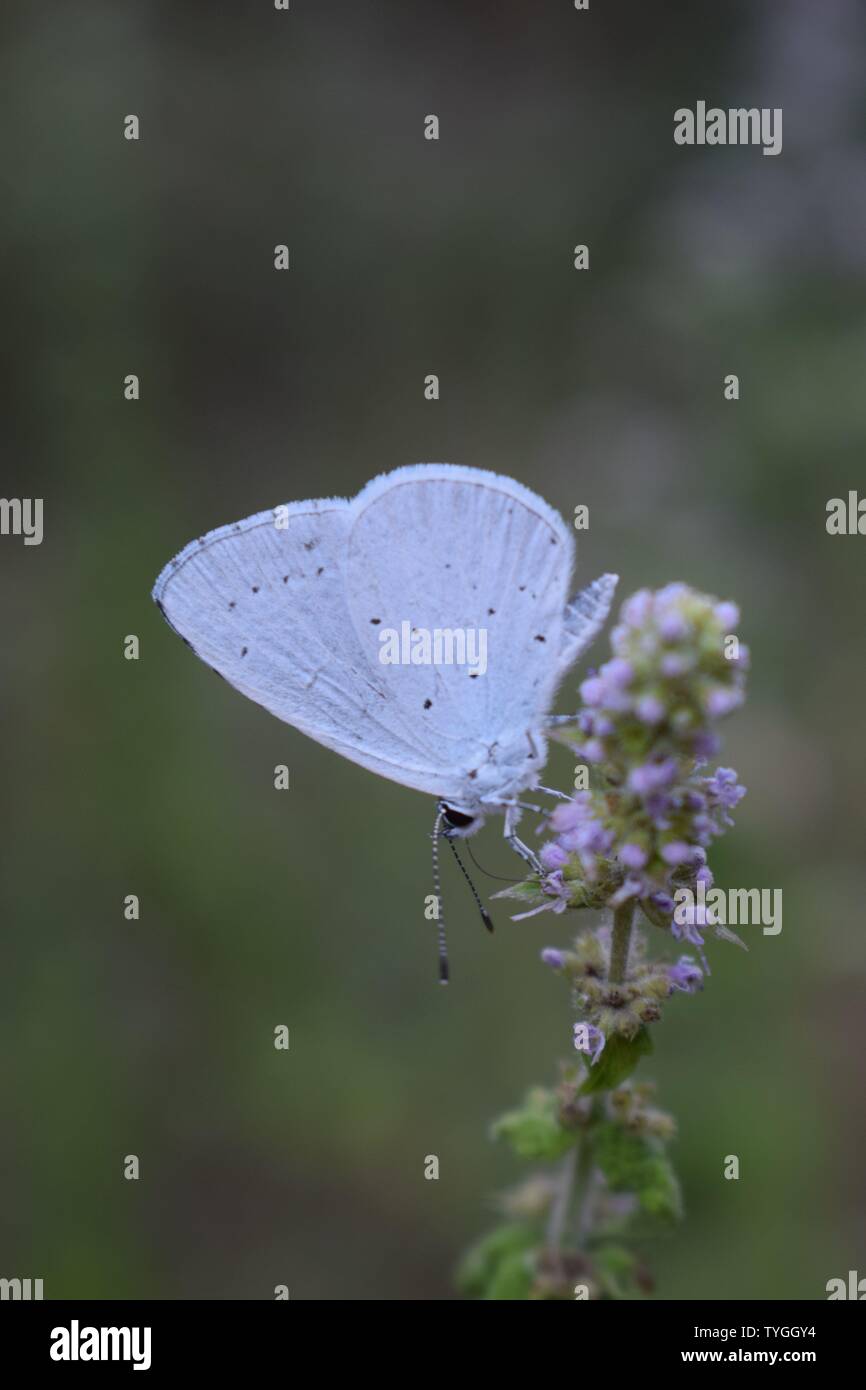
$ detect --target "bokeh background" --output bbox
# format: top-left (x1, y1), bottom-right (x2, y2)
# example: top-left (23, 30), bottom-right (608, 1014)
top-left (2, 0), bottom-right (865, 1300)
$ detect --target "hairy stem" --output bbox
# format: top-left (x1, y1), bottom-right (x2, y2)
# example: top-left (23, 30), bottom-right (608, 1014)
top-left (545, 1144), bottom-right (578, 1251)
top-left (609, 902), bottom-right (635, 983)
top-left (577, 1165), bottom-right (600, 1245)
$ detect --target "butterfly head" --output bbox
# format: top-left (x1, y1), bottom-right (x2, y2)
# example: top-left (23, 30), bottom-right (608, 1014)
top-left (440, 803), bottom-right (485, 839)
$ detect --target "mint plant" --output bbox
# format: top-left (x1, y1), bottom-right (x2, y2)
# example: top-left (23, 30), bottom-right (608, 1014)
top-left (458, 585), bottom-right (748, 1300)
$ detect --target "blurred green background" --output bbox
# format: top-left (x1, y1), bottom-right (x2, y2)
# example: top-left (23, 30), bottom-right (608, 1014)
top-left (2, 0), bottom-right (865, 1299)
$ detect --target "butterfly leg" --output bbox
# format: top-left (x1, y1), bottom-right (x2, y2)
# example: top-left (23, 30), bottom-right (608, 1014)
top-left (536, 784), bottom-right (572, 801)
top-left (503, 803), bottom-right (542, 874)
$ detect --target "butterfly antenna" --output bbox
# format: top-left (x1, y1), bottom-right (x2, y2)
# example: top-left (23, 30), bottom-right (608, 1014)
top-left (446, 835), bottom-right (494, 933)
top-left (464, 838), bottom-right (522, 885)
top-left (431, 805), bottom-right (450, 984)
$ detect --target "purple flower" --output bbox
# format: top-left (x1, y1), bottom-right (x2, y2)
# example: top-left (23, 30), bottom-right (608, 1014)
top-left (541, 947), bottom-right (565, 969)
top-left (602, 657), bottom-right (634, 689)
top-left (636, 694), bottom-right (666, 725)
top-left (521, 585), bottom-right (748, 961)
top-left (658, 611), bottom-right (688, 642)
top-left (672, 890), bottom-right (717, 929)
top-left (692, 729), bottom-right (721, 759)
top-left (549, 794), bottom-right (592, 833)
top-left (661, 840), bottom-right (693, 866)
top-left (540, 871), bottom-right (570, 908)
top-left (581, 738), bottom-right (606, 763)
top-left (661, 651), bottom-right (692, 678)
top-left (579, 675), bottom-right (606, 706)
top-left (573, 1022), bottom-right (606, 1065)
top-left (574, 822), bottom-right (614, 857)
top-left (644, 792), bottom-right (673, 828)
top-left (714, 601), bottom-right (740, 630)
top-left (621, 590), bottom-right (653, 628)
top-left (702, 767), bottom-right (747, 831)
top-left (704, 686), bottom-right (743, 718)
top-left (670, 894), bottom-right (716, 948)
top-left (649, 891), bottom-right (676, 915)
top-left (620, 842), bottom-right (648, 871)
top-left (539, 841), bottom-right (569, 871)
top-left (609, 877), bottom-right (645, 907)
top-left (705, 767), bottom-right (746, 807)
top-left (668, 955), bottom-right (703, 993)
top-left (511, 871), bottom-right (571, 921)
top-left (656, 582), bottom-right (688, 603)
top-left (628, 758), bottom-right (678, 796)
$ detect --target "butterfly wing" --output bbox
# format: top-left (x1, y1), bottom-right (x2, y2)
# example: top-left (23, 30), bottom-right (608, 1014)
top-left (153, 466), bottom-right (614, 804)
top-left (344, 465), bottom-right (576, 769)
top-left (558, 572), bottom-right (619, 676)
top-left (152, 499), bottom-right (470, 798)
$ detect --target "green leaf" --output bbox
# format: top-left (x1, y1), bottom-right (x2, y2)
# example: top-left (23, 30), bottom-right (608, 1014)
top-left (492, 1087), bottom-right (580, 1160)
top-left (593, 1122), bottom-right (683, 1223)
top-left (579, 1028), bottom-right (653, 1094)
top-left (490, 879), bottom-right (542, 904)
top-left (594, 1243), bottom-right (638, 1299)
top-left (485, 1249), bottom-right (535, 1301)
top-left (456, 1224), bottom-right (536, 1299)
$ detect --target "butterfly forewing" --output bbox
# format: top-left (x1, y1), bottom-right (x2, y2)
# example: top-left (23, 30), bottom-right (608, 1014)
top-left (152, 499), bottom-right (466, 795)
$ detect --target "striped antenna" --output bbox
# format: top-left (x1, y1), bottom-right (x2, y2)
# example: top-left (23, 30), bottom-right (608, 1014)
top-left (431, 804), bottom-right (450, 984)
top-left (446, 835), bottom-right (494, 933)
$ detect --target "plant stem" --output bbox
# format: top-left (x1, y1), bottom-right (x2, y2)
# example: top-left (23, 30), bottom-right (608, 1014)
top-left (609, 902), bottom-right (635, 983)
top-left (546, 1144), bottom-right (578, 1252)
top-left (576, 1164), bottom-right (600, 1245)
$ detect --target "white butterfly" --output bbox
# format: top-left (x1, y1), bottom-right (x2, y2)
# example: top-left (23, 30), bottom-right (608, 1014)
top-left (153, 464), bottom-right (616, 913)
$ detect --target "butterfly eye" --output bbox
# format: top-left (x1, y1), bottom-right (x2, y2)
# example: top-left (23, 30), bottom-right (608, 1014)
top-left (442, 806), bottom-right (476, 831)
